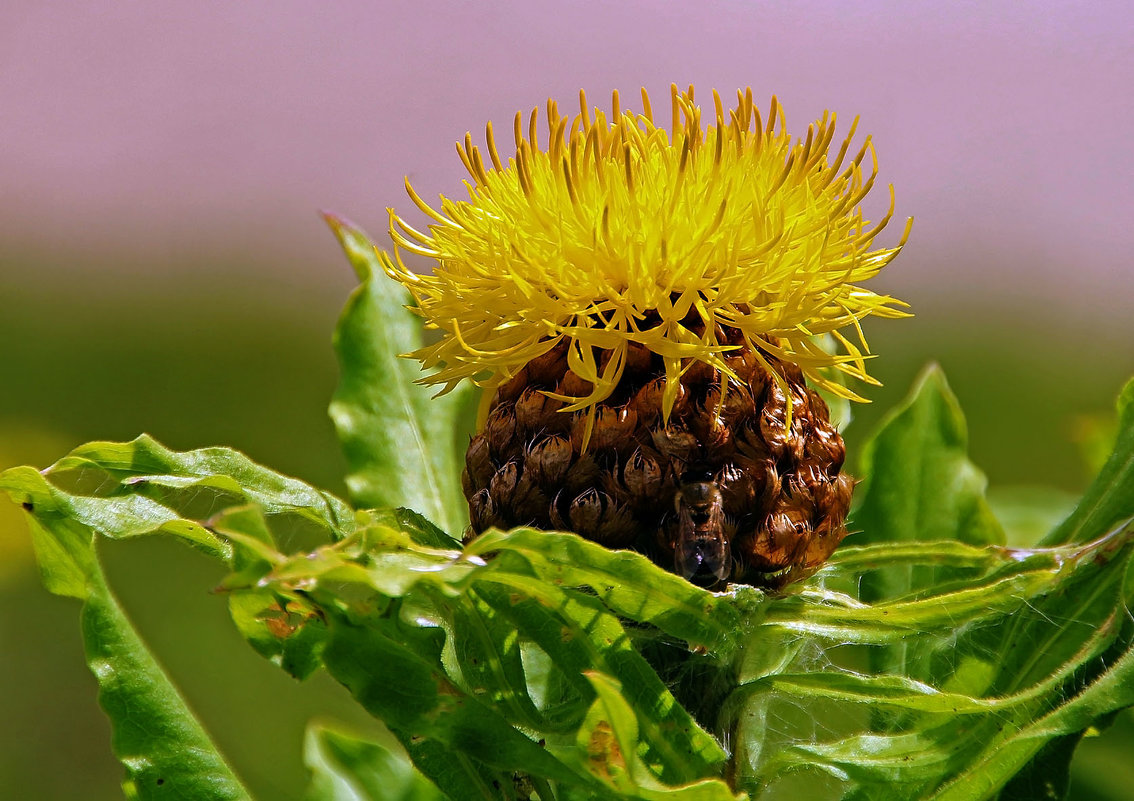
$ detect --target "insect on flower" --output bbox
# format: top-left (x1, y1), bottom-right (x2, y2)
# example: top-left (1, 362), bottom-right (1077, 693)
top-left (380, 85), bottom-right (911, 590)
top-left (670, 475), bottom-right (733, 589)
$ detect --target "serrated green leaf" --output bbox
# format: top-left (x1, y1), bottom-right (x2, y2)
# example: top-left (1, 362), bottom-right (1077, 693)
top-left (304, 724), bottom-right (444, 801)
top-left (325, 214), bottom-right (471, 537)
top-left (1, 434), bottom-right (354, 571)
top-left (468, 534), bottom-right (735, 780)
top-left (443, 585), bottom-right (545, 728)
top-left (473, 578), bottom-right (729, 785)
top-left (51, 434), bottom-right (354, 539)
top-left (1044, 376), bottom-right (1134, 546)
top-left (1, 437), bottom-right (355, 582)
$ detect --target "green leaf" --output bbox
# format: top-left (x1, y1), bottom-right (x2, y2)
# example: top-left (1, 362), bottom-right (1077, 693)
top-left (1044, 376), bottom-right (1134, 546)
top-left (717, 368), bottom-right (1134, 799)
top-left (998, 733), bottom-right (1082, 801)
top-left (304, 724), bottom-right (444, 801)
top-left (362, 506), bottom-right (462, 549)
top-left (3, 466), bottom-right (100, 598)
top-left (443, 585), bottom-right (546, 729)
top-left (85, 572), bottom-right (253, 801)
top-left (2, 460), bottom-right (230, 566)
top-left (11, 364), bottom-right (1134, 801)
top-left (575, 672), bottom-right (641, 792)
top-left (5, 434), bottom-right (355, 564)
top-left (725, 527), bottom-right (1134, 798)
top-left (242, 521), bottom-right (738, 799)
top-left (929, 616), bottom-right (1134, 800)
top-left (473, 579), bottom-right (728, 785)
top-left (320, 610), bottom-right (588, 797)
top-left (569, 671), bottom-right (741, 799)
top-left (0, 435), bottom-right (359, 797)
top-left (850, 364), bottom-right (1005, 601)
top-left (465, 528), bottom-right (746, 653)
top-left (227, 588), bottom-right (328, 681)
top-left (325, 213), bottom-right (472, 537)
top-left (0, 485), bottom-right (252, 800)
top-left (51, 434), bottom-right (354, 539)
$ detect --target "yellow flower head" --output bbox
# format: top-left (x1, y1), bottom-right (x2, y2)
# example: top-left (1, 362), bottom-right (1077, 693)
top-left (380, 85), bottom-right (911, 420)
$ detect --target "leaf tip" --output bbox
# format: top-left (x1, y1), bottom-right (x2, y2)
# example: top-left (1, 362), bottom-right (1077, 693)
top-left (323, 211), bottom-right (377, 282)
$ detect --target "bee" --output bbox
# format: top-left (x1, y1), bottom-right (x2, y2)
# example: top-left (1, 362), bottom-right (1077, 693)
top-left (670, 474), bottom-right (733, 589)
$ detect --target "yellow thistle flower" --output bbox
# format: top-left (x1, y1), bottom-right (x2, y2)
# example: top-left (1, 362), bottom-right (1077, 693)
top-left (379, 85), bottom-right (911, 423)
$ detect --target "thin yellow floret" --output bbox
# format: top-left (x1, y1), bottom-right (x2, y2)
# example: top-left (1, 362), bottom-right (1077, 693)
top-left (379, 84), bottom-right (911, 419)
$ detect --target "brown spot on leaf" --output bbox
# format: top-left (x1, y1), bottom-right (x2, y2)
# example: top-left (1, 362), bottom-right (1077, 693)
top-left (586, 720), bottom-right (626, 780)
top-left (259, 600), bottom-right (318, 639)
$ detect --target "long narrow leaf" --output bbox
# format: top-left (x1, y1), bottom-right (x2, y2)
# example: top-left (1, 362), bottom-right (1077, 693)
top-left (1, 476), bottom-right (252, 801)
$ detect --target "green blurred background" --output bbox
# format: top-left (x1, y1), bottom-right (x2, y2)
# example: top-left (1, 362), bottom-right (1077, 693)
top-left (3, 2), bottom-right (1134, 799)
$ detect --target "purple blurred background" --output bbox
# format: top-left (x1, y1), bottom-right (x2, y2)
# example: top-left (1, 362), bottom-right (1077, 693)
top-left (2, 0), bottom-right (1133, 318)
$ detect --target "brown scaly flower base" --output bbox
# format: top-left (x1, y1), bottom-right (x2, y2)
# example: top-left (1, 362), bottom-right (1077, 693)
top-left (461, 327), bottom-right (854, 591)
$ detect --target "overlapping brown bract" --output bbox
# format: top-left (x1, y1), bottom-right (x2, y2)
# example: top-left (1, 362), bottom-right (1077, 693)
top-left (462, 322), bottom-right (854, 590)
